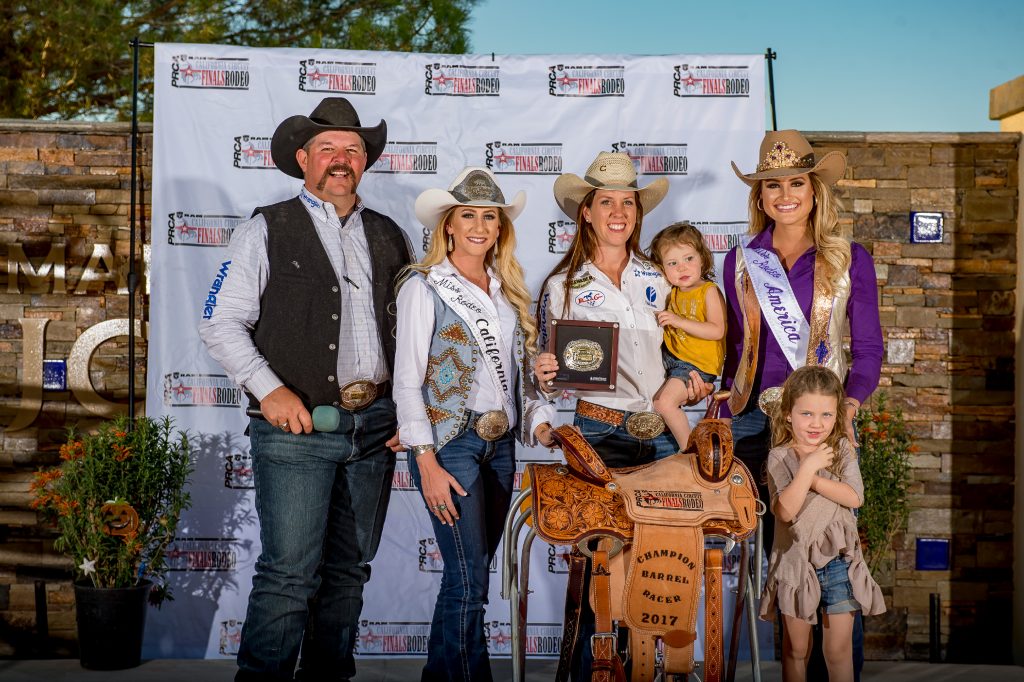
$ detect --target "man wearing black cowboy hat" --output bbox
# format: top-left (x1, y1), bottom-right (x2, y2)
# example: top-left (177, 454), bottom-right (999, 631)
top-left (199, 97), bottom-right (411, 681)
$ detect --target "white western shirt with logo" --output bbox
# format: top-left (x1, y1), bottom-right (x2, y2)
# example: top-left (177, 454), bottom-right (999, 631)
top-left (540, 256), bottom-right (669, 413)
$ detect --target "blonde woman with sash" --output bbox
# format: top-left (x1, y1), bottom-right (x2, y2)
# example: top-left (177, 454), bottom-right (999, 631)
top-left (723, 130), bottom-right (883, 681)
top-left (393, 167), bottom-right (556, 682)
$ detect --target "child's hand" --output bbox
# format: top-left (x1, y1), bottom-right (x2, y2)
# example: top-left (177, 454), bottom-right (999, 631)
top-left (655, 310), bottom-right (686, 329)
top-left (801, 445), bottom-right (833, 475)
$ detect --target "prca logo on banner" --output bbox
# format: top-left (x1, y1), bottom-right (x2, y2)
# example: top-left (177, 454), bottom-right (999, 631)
top-left (549, 65), bottom-right (625, 97)
top-left (548, 544), bottom-right (572, 574)
top-left (170, 55), bottom-right (249, 90)
top-left (163, 372), bottom-right (244, 408)
top-left (673, 64), bottom-right (750, 97)
top-left (424, 63), bottom-right (500, 96)
top-left (611, 141), bottom-right (688, 175)
top-left (167, 212), bottom-right (243, 247)
top-left (233, 135), bottom-right (275, 170)
top-left (369, 142), bottom-right (438, 174)
top-left (484, 621), bottom-right (513, 654)
top-left (224, 451), bottom-right (253, 489)
top-left (166, 537), bottom-right (239, 571)
top-left (356, 621), bottom-right (430, 655)
top-left (485, 141), bottom-right (563, 175)
top-left (299, 59), bottom-right (376, 95)
top-left (219, 619), bottom-right (244, 656)
top-left (691, 220), bottom-right (750, 252)
top-left (548, 219), bottom-right (577, 254)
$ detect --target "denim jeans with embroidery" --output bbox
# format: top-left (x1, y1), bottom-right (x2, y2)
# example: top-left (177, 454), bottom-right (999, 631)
top-left (408, 426), bottom-right (515, 682)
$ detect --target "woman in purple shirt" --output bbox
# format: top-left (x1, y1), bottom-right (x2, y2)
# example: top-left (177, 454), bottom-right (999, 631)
top-left (723, 129), bottom-right (882, 680)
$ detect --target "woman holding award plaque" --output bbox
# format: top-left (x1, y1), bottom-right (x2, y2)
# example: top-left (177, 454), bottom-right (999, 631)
top-left (723, 130), bottom-right (882, 681)
top-left (393, 167), bottom-right (556, 682)
top-left (534, 151), bottom-right (713, 467)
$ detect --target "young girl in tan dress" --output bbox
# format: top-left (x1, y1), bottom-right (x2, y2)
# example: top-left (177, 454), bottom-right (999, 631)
top-left (760, 366), bottom-right (885, 682)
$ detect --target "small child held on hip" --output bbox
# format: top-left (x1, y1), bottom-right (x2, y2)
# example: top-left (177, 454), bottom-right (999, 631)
top-left (760, 366), bottom-right (885, 682)
top-left (648, 222), bottom-right (726, 449)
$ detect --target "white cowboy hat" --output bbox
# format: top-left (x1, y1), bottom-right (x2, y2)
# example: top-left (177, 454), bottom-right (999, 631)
top-left (552, 151), bottom-right (669, 220)
top-left (414, 167), bottom-right (526, 228)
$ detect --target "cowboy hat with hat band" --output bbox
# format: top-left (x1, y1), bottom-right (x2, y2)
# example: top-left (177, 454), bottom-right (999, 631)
top-left (731, 129), bottom-right (846, 187)
top-left (553, 151), bottom-right (669, 221)
top-left (414, 167), bottom-right (526, 229)
top-left (270, 97), bottom-right (387, 179)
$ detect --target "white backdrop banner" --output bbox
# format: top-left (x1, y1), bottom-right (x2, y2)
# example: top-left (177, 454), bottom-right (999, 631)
top-left (145, 42), bottom-right (768, 661)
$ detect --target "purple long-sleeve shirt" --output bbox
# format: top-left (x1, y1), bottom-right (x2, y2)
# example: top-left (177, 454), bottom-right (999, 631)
top-left (721, 227), bottom-right (883, 417)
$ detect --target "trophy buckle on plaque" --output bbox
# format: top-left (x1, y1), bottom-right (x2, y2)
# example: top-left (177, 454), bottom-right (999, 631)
top-left (546, 319), bottom-right (619, 391)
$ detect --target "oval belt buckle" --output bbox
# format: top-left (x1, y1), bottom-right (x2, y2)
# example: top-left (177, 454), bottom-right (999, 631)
top-left (340, 380), bottom-right (376, 411)
top-left (474, 409), bottom-right (509, 441)
top-left (563, 338), bottom-right (604, 372)
top-left (625, 411), bottom-right (665, 440)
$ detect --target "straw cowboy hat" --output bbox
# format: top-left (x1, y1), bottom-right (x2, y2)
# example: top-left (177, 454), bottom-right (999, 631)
top-left (731, 129), bottom-right (846, 186)
top-left (553, 151), bottom-right (669, 220)
top-left (414, 167), bottom-right (526, 229)
top-left (270, 97), bottom-right (387, 179)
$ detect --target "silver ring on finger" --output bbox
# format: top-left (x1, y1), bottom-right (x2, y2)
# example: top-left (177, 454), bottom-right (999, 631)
top-left (279, 421), bottom-right (289, 430)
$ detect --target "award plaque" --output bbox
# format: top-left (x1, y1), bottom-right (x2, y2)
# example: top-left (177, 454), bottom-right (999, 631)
top-left (547, 319), bottom-right (619, 391)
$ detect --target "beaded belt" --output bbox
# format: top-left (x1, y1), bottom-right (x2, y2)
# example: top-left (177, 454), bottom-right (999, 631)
top-left (575, 399), bottom-right (666, 440)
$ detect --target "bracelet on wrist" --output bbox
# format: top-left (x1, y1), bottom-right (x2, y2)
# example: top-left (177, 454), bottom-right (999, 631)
top-left (410, 444), bottom-right (435, 458)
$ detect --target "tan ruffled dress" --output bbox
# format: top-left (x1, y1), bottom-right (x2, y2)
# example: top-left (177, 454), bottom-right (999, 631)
top-left (759, 439), bottom-right (886, 623)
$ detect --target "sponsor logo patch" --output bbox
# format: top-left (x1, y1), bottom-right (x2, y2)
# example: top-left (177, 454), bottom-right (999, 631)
top-left (575, 289), bottom-right (605, 308)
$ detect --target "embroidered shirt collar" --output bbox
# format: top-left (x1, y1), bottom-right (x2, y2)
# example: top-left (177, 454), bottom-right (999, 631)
top-left (298, 186), bottom-right (364, 226)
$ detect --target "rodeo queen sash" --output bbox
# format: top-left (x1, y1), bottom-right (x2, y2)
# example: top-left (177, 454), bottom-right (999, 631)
top-left (426, 269), bottom-right (516, 422)
top-left (741, 247), bottom-right (810, 371)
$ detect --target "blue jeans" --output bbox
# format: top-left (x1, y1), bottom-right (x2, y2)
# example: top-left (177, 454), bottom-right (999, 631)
top-left (408, 426), bottom-right (515, 682)
top-left (236, 398), bottom-right (396, 682)
top-left (573, 413), bottom-right (679, 467)
top-left (662, 348), bottom-right (717, 384)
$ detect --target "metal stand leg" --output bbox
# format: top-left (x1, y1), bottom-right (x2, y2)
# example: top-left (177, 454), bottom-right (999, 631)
top-left (503, 488), bottom-right (533, 682)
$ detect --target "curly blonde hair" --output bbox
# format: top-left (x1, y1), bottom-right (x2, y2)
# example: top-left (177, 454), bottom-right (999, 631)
top-left (400, 206), bottom-right (540, 355)
top-left (746, 173), bottom-right (850, 297)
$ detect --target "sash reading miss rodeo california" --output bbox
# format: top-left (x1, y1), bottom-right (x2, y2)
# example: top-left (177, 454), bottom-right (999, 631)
top-left (426, 270), bottom-right (516, 421)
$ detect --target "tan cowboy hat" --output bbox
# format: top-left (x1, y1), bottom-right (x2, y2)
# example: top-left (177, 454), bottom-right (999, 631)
top-left (414, 167), bottom-right (526, 229)
top-left (553, 151), bottom-right (669, 220)
top-left (271, 97), bottom-right (387, 179)
top-left (731, 130), bottom-right (846, 186)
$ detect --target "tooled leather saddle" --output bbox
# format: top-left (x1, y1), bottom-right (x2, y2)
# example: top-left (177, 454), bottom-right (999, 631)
top-left (526, 394), bottom-right (759, 682)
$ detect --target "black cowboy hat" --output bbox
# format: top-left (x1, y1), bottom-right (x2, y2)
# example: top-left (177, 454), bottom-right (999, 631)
top-left (270, 97), bottom-right (387, 179)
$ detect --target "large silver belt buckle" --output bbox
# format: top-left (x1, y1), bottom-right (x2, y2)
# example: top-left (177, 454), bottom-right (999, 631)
top-left (625, 411), bottom-right (665, 440)
top-left (339, 380), bottom-right (377, 411)
top-left (474, 410), bottom-right (509, 441)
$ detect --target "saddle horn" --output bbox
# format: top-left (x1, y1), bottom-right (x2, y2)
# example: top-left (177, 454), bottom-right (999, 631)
top-left (686, 390), bottom-right (735, 482)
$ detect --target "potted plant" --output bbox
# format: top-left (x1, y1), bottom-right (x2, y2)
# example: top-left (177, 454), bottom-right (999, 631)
top-left (856, 393), bottom-right (915, 575)
top-left (31, 414), bottom-right (193, 670)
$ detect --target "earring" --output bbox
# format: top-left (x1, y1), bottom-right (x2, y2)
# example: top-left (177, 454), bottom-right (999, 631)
top-left (756, 198), bottom-right (764, 212)
top-left (493, 242), bottom-right (500, 259)
top-left (447, 234), bottom-right (453, 252)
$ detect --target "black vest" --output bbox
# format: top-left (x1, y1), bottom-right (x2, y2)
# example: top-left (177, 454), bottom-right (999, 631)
top-left (250, 197), bottom-right (410, 410)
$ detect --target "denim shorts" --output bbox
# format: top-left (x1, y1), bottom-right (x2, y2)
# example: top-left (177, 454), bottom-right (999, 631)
top-left (661, 347), bottom-right (717, 384)
top-left (816, 556), bottom-right (861, 614)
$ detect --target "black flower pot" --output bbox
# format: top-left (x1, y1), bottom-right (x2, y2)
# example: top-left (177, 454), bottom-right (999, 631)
top-left (73, 579), bottom-right (151, 670)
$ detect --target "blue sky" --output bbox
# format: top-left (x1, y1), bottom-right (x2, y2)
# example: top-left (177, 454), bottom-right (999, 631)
top-left (468, 0), bottom-right (1023, 132)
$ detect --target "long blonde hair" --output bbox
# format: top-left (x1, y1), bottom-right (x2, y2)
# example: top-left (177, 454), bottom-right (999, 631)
top-left (400, 206), bottom-right (540, 355)
top-left (769, 365), bottom-right (848, 478)
top-left (747, 173), bottom-right (850, 297)
top-left (537, 189), bottom-right (647, 318)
